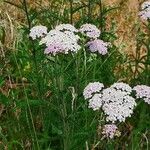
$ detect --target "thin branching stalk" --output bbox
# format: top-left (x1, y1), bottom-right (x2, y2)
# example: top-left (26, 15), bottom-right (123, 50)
top-left (22, 0), bottom-right (31, 29)
top-left (87, 0), bottom-right (91, 23)
top-left (99, 0), bottom-right (103, 31)
top-left (69, 0), bottom-right (73, 24)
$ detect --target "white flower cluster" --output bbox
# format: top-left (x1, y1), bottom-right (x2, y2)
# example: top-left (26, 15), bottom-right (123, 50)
top-left (83, 82), bottom-right (137, 123)
top-left (39, 29), bottom-right (80, 55)
top-left (83, 82), bottom-right (104, 99)
top-left (102, 88), bottom-right (136, 122)
top-left (133, 85), bottom-right (150, 104)
top-left (29, 25), bottom-right (48, 40)
top-left (79, 23), bottom-right (101, 39)
top-left (139, 1), bottom-right (150, 20)
top-left (102, 124), bottom-right (120, 139)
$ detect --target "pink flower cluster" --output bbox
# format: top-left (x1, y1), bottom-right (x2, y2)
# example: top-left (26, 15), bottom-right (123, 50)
top-left (79, 23), bottom-right (101, 39)
top-left (86, 39), bottom-right (110, 55)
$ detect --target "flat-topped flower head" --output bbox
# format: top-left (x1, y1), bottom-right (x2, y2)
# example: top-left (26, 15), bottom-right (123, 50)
top-left (102, 88), bottom-right (136, 123)
top-left (79, 23), bottom-right (101, 39)
top-left (55, 24), bottom-right (78, 32)
top-left (40, 29), bottom-right (80, 55)
top-left (29, 25), bottom-right (47, 40)
top-left (139, 1), bottom-right (150, 20)
top-left (83, 82), bottom-right (104, 100)
top-left (133, 85), bottom-right (150, 104)
top-left (102, 124), bottom-right (120, 139)
top-left (141, 1), bottom-right (150, 10)
top-left (86, 39), bottom-right (110, 55)
top-left (88, 94), bottom-right (103, 111)
top-left (110, 82), bottom-right (132, 95)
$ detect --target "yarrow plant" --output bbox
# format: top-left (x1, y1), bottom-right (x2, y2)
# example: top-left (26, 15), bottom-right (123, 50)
top-left (83, 81), bottom-right (150, 138)
top-left (139, 1), bottom-right (150, 20)
top-left (3, 0), bottom-right (150, 148)
top-left (29, 23), bottom-right (110, 56)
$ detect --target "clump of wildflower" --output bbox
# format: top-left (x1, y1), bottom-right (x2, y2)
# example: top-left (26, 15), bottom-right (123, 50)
top-left (102, 88), bottom-right (136, 123)
top-left (29, 25), bottom-right (47, 40)
top-left (139, 1), bottom-right (150, 20)
top-left (86, 39), bottom-right (110, 55)
top-left (102, 124), bottom-right (120, 139)
top-left (83, 82), bottom-right (104, 100)
top-left (40, 29), bottom-right (80, 55)
top-left (110, 82), bottom-right (132, 94)
top-left (133, 85), bottom-right (150, 104)
top-left (88, 94), bottom-right (103, 111)
top-left (79, 23), bottom-right (101, 39)
top-left (55, 24), bottom-right (78, 32)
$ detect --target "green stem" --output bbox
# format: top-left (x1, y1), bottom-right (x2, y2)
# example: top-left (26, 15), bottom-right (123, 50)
top-left (69, 0), bottom-right (73, 24)
top-left (99, 0), bottom-right (103, 31)
top-left (88, 0), bottom-right (91, 23)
